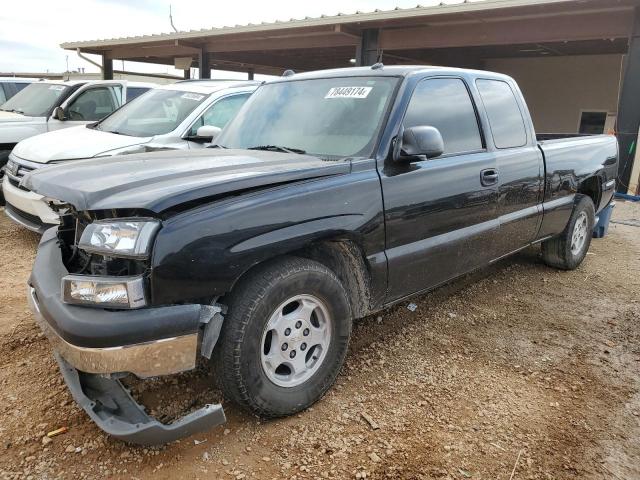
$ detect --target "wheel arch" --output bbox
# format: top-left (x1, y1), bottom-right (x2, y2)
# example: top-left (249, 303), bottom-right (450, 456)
top-left (226, 236), bottom-right (374, 320)
top-left (577, 175), bottom-right (601, 211)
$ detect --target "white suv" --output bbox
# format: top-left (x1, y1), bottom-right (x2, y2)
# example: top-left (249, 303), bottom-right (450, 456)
top-left (4, 80), bottom-right (257, 232)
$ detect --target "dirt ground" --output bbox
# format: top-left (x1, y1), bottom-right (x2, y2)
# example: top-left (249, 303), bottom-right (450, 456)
top-left (0, 201), bottom-right (639, 480)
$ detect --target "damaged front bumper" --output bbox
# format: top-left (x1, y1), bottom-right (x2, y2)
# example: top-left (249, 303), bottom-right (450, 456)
top-left (28, 228), bottom-right (226, 445)
top-left (54, 354), bottom-right (226, 445)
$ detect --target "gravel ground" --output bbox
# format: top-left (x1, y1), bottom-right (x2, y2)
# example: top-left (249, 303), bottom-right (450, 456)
top-left (0, 201), bottom-right (639, 480)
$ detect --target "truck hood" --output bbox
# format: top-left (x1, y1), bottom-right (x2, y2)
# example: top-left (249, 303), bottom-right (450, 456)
top-left (23, 148), bottom-right (350, 213)
top-left (13, 126), bottom-right (151, 163)
top-left (0, 111), bottom-right (41, 123)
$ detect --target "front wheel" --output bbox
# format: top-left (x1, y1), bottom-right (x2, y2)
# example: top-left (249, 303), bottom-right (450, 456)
top-left (541, 195), bottom-right (595, 270)
top-left (214, 257), bottom-right (352, 418)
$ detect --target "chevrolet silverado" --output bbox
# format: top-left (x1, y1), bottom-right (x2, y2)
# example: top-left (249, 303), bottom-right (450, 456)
top-left (24, 65), bottom-right (618, 445)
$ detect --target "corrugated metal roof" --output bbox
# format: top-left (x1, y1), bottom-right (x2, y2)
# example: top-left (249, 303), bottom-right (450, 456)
top-left (60, 0), bottom-right (580, 49)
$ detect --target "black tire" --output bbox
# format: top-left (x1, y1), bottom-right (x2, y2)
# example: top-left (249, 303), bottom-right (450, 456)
top-left (214, 256), bottom-right (352, 418)
top-left (541, 195), bottom-right (595, 270)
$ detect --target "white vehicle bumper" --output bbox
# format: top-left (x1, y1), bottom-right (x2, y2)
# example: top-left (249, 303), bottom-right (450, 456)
top-left (2, 175), bottom-right (59, 232)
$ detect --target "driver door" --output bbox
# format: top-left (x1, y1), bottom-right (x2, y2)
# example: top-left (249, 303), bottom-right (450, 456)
top-left (48, 86), bottom-right (120, 131)
top-left (380, 77), bottom-right (500, 302)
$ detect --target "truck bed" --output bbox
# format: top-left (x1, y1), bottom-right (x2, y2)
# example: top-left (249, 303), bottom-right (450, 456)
top-left (537, 133), bottom-right (598, 141)
top-left (536, 133), bottom-right (618, 213)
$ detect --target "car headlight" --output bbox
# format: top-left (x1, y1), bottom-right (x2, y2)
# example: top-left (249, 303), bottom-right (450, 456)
top-left (79, 218), bottom-right (160, 259)
top-left (62, 275), bottom-right (146, 309)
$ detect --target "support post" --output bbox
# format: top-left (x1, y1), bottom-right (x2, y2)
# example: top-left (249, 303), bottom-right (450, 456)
top-left (616, 7), bottom-right (640, 193)
top-left (199, 48), bottom-right (211, 79)
top-left (183, 69), bottom-right (191, 80)
top-left (102, 55), bottom-right (113, 80)
top-left (356, 29), bottom-right (380, 66)
top-left (248, 68), bottom-right (254, 80)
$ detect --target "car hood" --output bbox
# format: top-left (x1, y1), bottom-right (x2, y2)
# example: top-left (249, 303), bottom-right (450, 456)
top-left (13, 126), bottom-right (151, 163)
top-left (24, 148), bottom-right (350, 213)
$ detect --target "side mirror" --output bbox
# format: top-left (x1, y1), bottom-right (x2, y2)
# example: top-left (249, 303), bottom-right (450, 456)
top-left (53, 106), bottom-right (66, 121)
top-left (397, 126), bottom-right (444, 160)
top-left (193, 125), bottom-right (222, 143)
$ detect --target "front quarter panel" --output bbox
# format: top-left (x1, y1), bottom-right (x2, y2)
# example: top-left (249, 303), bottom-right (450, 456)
top-left (0, 118), bottom-right (47, 144)
top-left (150, 166), bottom-right (385, 306)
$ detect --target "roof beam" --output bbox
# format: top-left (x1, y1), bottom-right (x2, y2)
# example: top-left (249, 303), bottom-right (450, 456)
top-left (105, 44), bottom-right (200, 60)
top-left (205, 32), bottom-right (358, 53)
top-left (380, 9), bottom-right (633, 50)
top-left (63, 0), bottom-right (631, 50)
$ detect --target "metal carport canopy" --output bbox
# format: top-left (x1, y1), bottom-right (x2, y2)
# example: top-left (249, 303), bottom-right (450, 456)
top-left (61, 0), bottom-right (638, 76)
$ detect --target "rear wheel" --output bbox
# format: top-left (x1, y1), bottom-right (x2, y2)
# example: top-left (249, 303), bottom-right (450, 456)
top-left (541, 195), bottom-right (595, 270)
top-left (214, 257), bottom-right (352, 417)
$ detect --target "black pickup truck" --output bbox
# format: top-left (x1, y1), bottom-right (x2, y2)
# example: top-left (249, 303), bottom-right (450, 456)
top-left (24, 65), bottom-right (618, 445)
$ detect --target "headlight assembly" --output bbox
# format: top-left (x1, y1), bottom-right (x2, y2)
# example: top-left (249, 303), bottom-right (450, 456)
top-left (61, 275), bottom-right (146, 309)
top-left (78, 218), bottom-right (160, 259)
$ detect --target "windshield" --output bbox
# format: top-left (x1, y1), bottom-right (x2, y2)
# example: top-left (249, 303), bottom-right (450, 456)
top-left (94, 89), bottom-right (208, 137)
top-left (0, 83), bottom-right (71, 117)
top-left (216, 76), bottom-right (399, 158)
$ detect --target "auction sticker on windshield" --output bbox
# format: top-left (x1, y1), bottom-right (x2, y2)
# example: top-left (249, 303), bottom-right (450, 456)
top-left (49, 85), bottom-right (66, 91)
top-left (325, 87), bottom-right (372, 99)
top-left (181, 93), bottom-right (205, 101)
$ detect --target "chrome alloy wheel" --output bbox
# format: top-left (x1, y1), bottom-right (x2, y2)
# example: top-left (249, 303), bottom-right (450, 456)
top-left (570, 211), bottom-right (589, 255)
top-left (260, 294), bottom-right (332, 387)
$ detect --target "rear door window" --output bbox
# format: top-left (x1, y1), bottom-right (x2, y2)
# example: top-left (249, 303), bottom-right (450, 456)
top-left (404, 78), bottom-right (483, 155)
top-left (476, 79), bottom-right (528, 149)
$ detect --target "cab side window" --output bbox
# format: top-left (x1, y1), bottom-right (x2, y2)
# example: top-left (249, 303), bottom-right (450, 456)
top-left (476, 79), bottom-right (528, 149)
top-left (404, 78), bottom-right (483, 155)
top-left (67, 87), bottom-right (117, 121)
top-left (189, 94), bottom-right (250, 136)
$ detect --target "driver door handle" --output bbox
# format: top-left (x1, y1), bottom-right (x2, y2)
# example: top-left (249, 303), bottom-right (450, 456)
top-left (480, 168), bottom-right (499, 186)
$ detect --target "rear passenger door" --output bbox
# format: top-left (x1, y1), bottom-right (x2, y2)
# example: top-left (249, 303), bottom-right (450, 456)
top-left (381, 77), bottom-right (500, 301)
top-left (475, 79), bottom-right (544, 257)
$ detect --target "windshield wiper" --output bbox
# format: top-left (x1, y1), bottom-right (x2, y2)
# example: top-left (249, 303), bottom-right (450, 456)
top-left (248, 145), bottom-right (306, 154)
top-left (208, 144), bottom-right (227, 149)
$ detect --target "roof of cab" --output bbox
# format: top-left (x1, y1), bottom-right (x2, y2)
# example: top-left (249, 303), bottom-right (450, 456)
top-left (158, 80), bottom-right (261, 94)
top-left (19, 79), bottom-right (156, 88)
top-left (269, 65), bottom-right (515, 83)
top-left (0, 77), bottom-right (37, 83)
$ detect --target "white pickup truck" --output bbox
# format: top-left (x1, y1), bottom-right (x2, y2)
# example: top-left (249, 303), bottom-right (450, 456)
top-left (4, 80), bottom-right (257, 232)
top-left (0, 79), bottom-right (153, 201)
